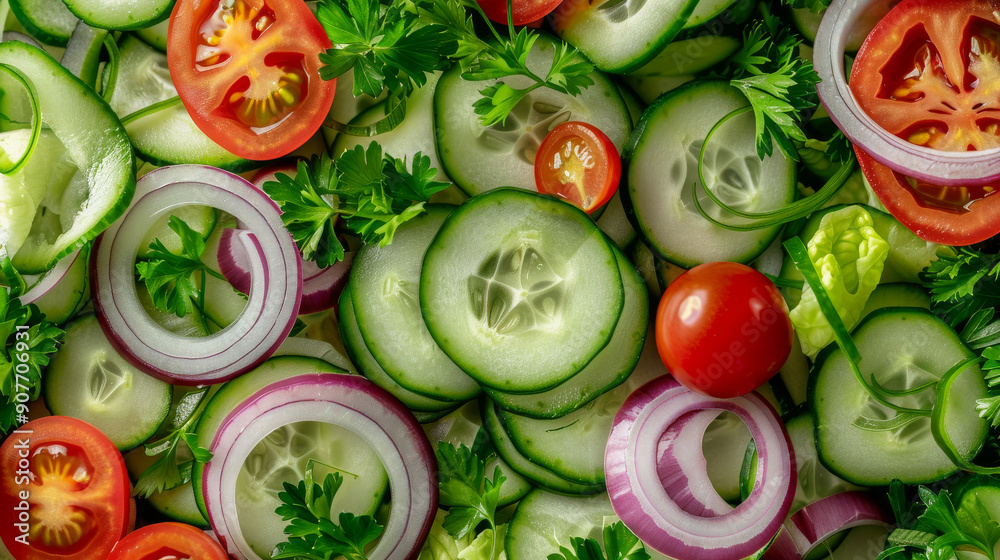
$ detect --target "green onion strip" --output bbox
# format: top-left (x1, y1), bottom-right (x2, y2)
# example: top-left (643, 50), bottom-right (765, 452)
top-left (693, 107), bottom-right (857, 232)
top-left (101, 35), bottom-right (121, 103)
top-left (0, 63), bottom-right (41, 175)
top-left (931, 356), bottom-right (1000, 474)
top-left (121, 96), bottom-right (183, 126)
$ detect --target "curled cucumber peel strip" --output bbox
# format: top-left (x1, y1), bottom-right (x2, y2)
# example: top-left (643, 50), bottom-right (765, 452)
top-left (788, 205), bottom-right (888, 358)
top-left (0, 63), bottom-right (41, 175)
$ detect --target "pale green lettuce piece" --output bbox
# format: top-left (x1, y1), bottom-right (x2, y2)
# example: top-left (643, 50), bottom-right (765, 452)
top-left (789, 206), bottom-right (888, 358)
top-left (418, 509), bottom-right (507, 560)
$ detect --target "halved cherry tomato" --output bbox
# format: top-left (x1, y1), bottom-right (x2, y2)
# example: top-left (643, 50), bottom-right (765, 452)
top-left (477, 0), bottom-right (563, 26)
top-left (167, 0), bottom-right (336, 161)
top-left (534, 121), bottom-right (621, 213)
top-left (107, 523), bottom-right (228, 560)
top-left (850, 0), bottom-right (1000, 244)
top-left (0, 416), bottom-right (132, 560)
top-left (655, 262), bottom-right (792, 399)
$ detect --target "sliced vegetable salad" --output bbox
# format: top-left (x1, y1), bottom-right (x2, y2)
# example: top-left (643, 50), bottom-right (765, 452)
top-left (4, 0), bottom-right (1000, 559)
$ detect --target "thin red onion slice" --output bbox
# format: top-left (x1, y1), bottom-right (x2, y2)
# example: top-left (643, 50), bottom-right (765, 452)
top-left (203, 373), bottom-right (438, 560)
top-left (763, 492), bottom-right (891, 560)
top-left (814, 0), bottom-right (1000, 186)
top-left (91, 165), bottom-right (302, 385)
top-left (606, 375), bottom-right (795, 560)
top-left (218, 227), bottom-right (353, 315)
top-left (20, 247), bottom-right (82, 304)
top-left (656, 410), bottom-right (732, 518)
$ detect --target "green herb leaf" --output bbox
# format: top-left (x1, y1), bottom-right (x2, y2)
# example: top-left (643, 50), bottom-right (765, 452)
top-left (273, 466), bottom-right (383, 560)
top-left (436, 442), bottom-right (505, 541)
top-left (780, 0), bottom-right (832, 14)
top-left (548, 522), bottom-right (650, 560)
top-left (133, 387), bottom-right (212, 498)
top-left (920, 248), bottom-right (1000, 328)
top-left (135, 216), bottom-right (220, 321)
top-left (262, 155), bottom-right (343, 268)
top-left (0, 289), bottom-right (63, 433)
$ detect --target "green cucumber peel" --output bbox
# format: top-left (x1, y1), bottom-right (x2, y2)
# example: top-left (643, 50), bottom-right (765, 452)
top-left (692, 106), bottom-right (857, 232)
top-left (121, 95), bottom-right (182, 126)
top-left (933, 356), bottom-right (1000, 475)
top-left (101, 34), bottom-right (119, 102)
top-left (0, 63), bottom-right (40, 175)
top-left (783, 236), bottom-right (928, 415)
top-left (324, 92), bottom-right (407, 137)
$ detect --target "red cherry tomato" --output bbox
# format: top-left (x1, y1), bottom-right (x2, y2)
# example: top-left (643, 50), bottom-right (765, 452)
top-left (0, 416), bottom-right (132, 560)
top-left (655, 262), bottom-right (792, 398)
top-left (850, 0), bottom-right (1000, 244)
top-left (477, 0), bottom-right (563, 26)
top-left (534, 121), bottom-right (621, 213)
top-left (167, 0), bottom-right (336, 161)
top-left (107, 523), bottom-right (228, 560)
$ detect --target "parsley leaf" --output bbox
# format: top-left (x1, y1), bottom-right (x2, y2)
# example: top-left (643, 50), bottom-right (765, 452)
top-left (548, 522), bottom-right (650, 560)
top-left (135, 216), bottom-right (228, 329)
top-left (885, 485), bottom-right (1000, 560)
top-left (436, 442), bottom-right (505, 557)
top-left (0, 288), bottom-right (63, 433)
top-left (315, 0), bottom-right (594, 129)
top-left (723, 14), bottom-right (820, 160)
top-left (273, 464), bottom-right (383, 560)
top-left (920, 248), bottom-right (1000, 328)
top-left (133, 387), bottom-right (213, 498)
top-left (262, 145), bottom-right (450, 267)
top-left (780, 0), bottom-right (832, 14)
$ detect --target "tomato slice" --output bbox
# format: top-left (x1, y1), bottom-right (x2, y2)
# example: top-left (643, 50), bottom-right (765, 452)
top-left (107, 523), bottom-right (228, 560)
top-left (850, 0), bottom-right (1000, 244)
top-left (167, 0), bottom-right (336, 161)
top-left (533, 121), bottom-right (621, 213)
top-left (477, 0), bottom-right (563, 26)
top-left (0, 416), bottom-right (132, 560)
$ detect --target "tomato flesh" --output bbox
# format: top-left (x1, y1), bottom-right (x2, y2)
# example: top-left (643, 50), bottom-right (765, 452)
top-left (850, 0), bottom-right (1000, 244)
top-left (655, 262), bottom-right (792, 399)
top-left (534, 121), bottom-right (620, 213)
top-left (477, 0), bottom-right (563, 26)
top-left (0, 417), bottom-right (131, 560)
top-left (107, 523), bottom-right (229, 560)
top-left (168, 0), bottom-right (335, 160)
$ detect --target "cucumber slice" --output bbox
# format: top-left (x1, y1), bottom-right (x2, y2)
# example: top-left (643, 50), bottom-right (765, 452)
top-left (483, 247), bottom-right (647, 418)
top-left (622, 80), bottom-right (797, 267)
top-left (124, 445), bottom-right (208, 527)
top-left (682, 0), bottom-right (753, 30)
top-left (60, 20), bottom-right (107, 87)
top-left (137, 205), bottom-right (217, 259)
top-left (235, 420), bottom-right (389, 559)
top-left (107, 35), bottom-right (252, 172)
top-left (625, 34), bottom-right (739, 78)
top-left (858, 283), bottom-right (931, 324)
top-left (434, 34), bottom-right (631, 197)
top-left (505, 489), bottom-right (618, 560)
top-left (783, 412), bottom-right (861, 512)
top-left (43, 314), bottom-right (172, 451)
top-left (23, 244), bottom-right (90, 324)
top-left (352, 205), bottom-right (480, 402)
top-left (192, 356), bottom-right (348, 519)
top-left (420, 188), bottom-right (624, 393)
top-left (482, 399), bottom-right (604, 495)
top-left (134, 19), bottom-right (169, 52)
top-left (339, 284), bottom-right (462, 413)
top-left (812, 308), bottom-right (988, 486)
top-left (8, 0), bottom-right (78, 46)
top-left (554, 0), bottom-right (698, 73)
top-left (2, 40), bottom-right (135, 274)
top-left (62, 0), bottom-right (172, 30)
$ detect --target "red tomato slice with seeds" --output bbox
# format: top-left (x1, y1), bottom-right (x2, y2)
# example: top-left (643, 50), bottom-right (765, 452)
top-left (477, 0), bottom-right (563, 26)
top-left (107, 523), bottom-right (228, 560)
top-left (0, 416), bottom-right (131, 560)
top-left (850, 0), bottom-right (1000, 244)
top-left (534, 121), bottom-right (621, 213)
top-left (167, 0), bottom-right (336, 161)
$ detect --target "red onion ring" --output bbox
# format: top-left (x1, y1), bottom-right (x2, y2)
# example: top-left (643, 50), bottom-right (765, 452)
top-left (91, 165), bottom-right (302, 385)
top-left (606, 375), bottom-right (795, 560)
top-left (814, 0), bottom-right (1000, 187)
top-left (202, 373), bottom-right (438, 560)
top-left (20, 247), bottom-right (83, 304)
top-left (656, 410), bottom-right (732, 518)
top-left (763, 492), bottom-right (891, 560)
top-left (218, 227), bottom-right (353, 315)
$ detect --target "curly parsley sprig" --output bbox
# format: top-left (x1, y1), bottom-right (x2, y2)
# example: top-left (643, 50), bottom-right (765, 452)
top-left (549, 522), bottom-right (651, 560)
top-left (262, 144), bottom-right (450, 268)
top-left (315, 0), bottom-right (594, 130)
top-left (133, 387), bottom-right (213, 498)
top-left (722, 12), bottom-right (821, 160)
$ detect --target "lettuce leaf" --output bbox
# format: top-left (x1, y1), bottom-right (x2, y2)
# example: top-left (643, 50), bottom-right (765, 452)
top-left (418, 509), bottom-right (507, 560)
top-left (789, 205), bottom-right (888, 357)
